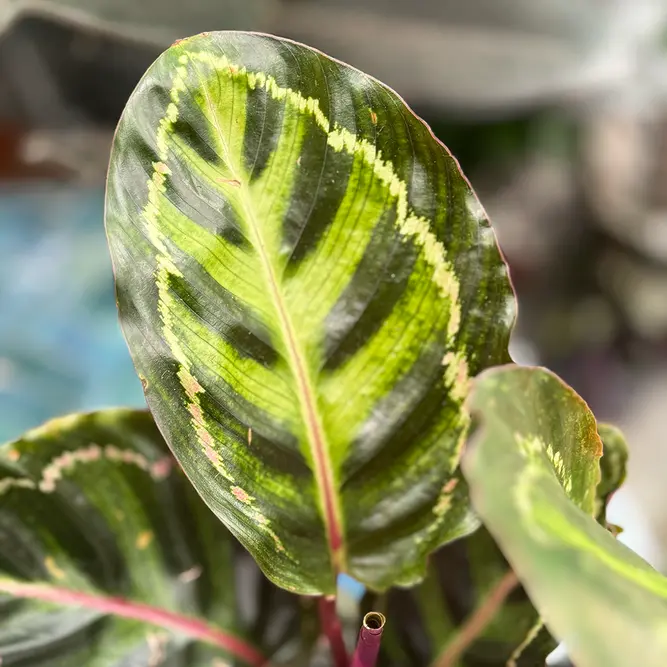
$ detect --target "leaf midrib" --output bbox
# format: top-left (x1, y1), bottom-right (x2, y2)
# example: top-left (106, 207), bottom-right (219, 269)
top-left (245, 206), bottom-right (344, 571)
top-left (201, 82), bottom-right (345, 581)
top-left (0, 579), bottom-right (267, 666)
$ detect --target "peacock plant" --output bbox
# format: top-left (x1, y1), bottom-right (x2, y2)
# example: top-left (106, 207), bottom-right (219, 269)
top-left (1, 30), bottom-right (666, 667)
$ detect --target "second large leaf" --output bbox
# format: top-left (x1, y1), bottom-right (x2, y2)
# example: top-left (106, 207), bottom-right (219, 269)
top-left (105, 31), bottom-right (515, 595)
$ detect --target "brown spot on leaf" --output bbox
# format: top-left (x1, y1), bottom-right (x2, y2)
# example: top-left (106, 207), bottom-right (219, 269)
top-left (136, 531), bottom-right (154, 550)
top-left (217, 177), bottom-right (241, 187)
top-left (203, 440), bottom-right (218, 464)
top-left (178, 369), bottom-right (203, 399)
top-left (44, 557), bottom-right (65, 581)
top-left (443, 478), bottom-right (458, 494)
top-left (247, 427), bottom-right (252, 446)
top-left (231, 486), bottom-right (253, 504)
top-left (147, 633), bottom-right (167, 667)
top-left (139, 375), bottom-right (149, 391)
top-left (370, 110), bottom-right (378, 124)
top-left (178, 565), bottom-right (203, 583)
top-left (188, 403), bottom-right (203, 422)
top-left (6, 449), bottom-right (19, 462)
top-left (151, 457), bottom-right (172, 480)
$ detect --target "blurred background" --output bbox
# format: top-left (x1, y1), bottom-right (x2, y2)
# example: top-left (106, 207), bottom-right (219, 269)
top-left (1, 0), bottom-right (667, 654)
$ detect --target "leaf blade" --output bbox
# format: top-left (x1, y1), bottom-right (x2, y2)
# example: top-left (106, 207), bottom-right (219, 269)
top-left (0, 409), bottom-right (308, 666)
top-left (106, 30), bottom-right (515, 594)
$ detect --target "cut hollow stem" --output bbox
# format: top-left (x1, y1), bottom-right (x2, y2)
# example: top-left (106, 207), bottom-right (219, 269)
top-left (351, 611), bottom-right (386, 667)
top-left (318, 595), bottom-right (349, 667)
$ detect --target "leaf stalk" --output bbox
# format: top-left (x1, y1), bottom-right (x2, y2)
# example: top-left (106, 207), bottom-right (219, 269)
top-left (318, 595), bottom-right (349, 667)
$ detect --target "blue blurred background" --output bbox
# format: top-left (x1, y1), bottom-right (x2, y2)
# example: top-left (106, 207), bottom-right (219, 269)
top-left (0, 186), bottom-right (144, 441)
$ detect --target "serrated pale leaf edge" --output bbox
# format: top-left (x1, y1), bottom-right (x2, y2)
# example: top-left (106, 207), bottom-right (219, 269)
top-left (1, 441), bottom-right (172, 496)
top-left (141, 41), bottom-right (469, 572)
top-left (0, 579), bottom-right (268, 666)
top-left (506, 618), bottom-right (544, 667)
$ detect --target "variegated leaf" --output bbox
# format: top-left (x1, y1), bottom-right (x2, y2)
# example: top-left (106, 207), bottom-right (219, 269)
top-left (368, 418), bottom-right (629, 667)
top-left (105, 31), bottom-right (515, 595)
top-left (369, 528), bottom-right (555, 667)
top-left (464, 366), bottom-right (667, 667)
top-left (0, 409), bottom-right (313, 666)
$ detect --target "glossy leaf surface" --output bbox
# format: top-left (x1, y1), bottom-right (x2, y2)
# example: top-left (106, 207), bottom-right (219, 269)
top-left (0, 409), bottom-right (311, 666)
top-left (464, 365), bottom-right (667, 667)
top-left (105, 30), bottom-right (515, 594)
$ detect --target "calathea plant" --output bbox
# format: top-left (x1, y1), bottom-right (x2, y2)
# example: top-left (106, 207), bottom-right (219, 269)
top-left (1, 30), bottom-right (666, 667)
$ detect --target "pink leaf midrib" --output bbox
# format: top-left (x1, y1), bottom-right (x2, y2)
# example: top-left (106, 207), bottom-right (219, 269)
top-left (0, 579), bottom-right (268, 667)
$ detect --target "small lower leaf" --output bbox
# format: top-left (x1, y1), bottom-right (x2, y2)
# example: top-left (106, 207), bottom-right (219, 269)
top-left (0, 409), bottom-right (311, 666)
top-left (596, 422), bottom-right (628, 530)
top-left (463, 365), bottom-right (667, 667)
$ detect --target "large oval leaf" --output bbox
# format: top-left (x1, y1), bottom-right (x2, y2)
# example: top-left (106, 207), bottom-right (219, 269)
top-left (464, 366), bottom-right (667, 667)
top-left (0, 409), bottom-right (312, 666)
top-left (105, 31), bottom-right (515, 594)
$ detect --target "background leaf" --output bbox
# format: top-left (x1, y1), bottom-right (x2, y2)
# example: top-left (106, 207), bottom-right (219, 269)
top-left (105, 30), bottom-right (515, 595)
top-left (366, 412), bottom-right (630, 667)
top-left (464, 365), bottom-right (667, 667)
top-left (0, 0), bottom-right (274, 44)
top-left (595, 422), bottom-right (628, 532)
top-left (369, 529), bottom-right (555, 667)
top-left (0, 409), bottom-right (313, 666)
